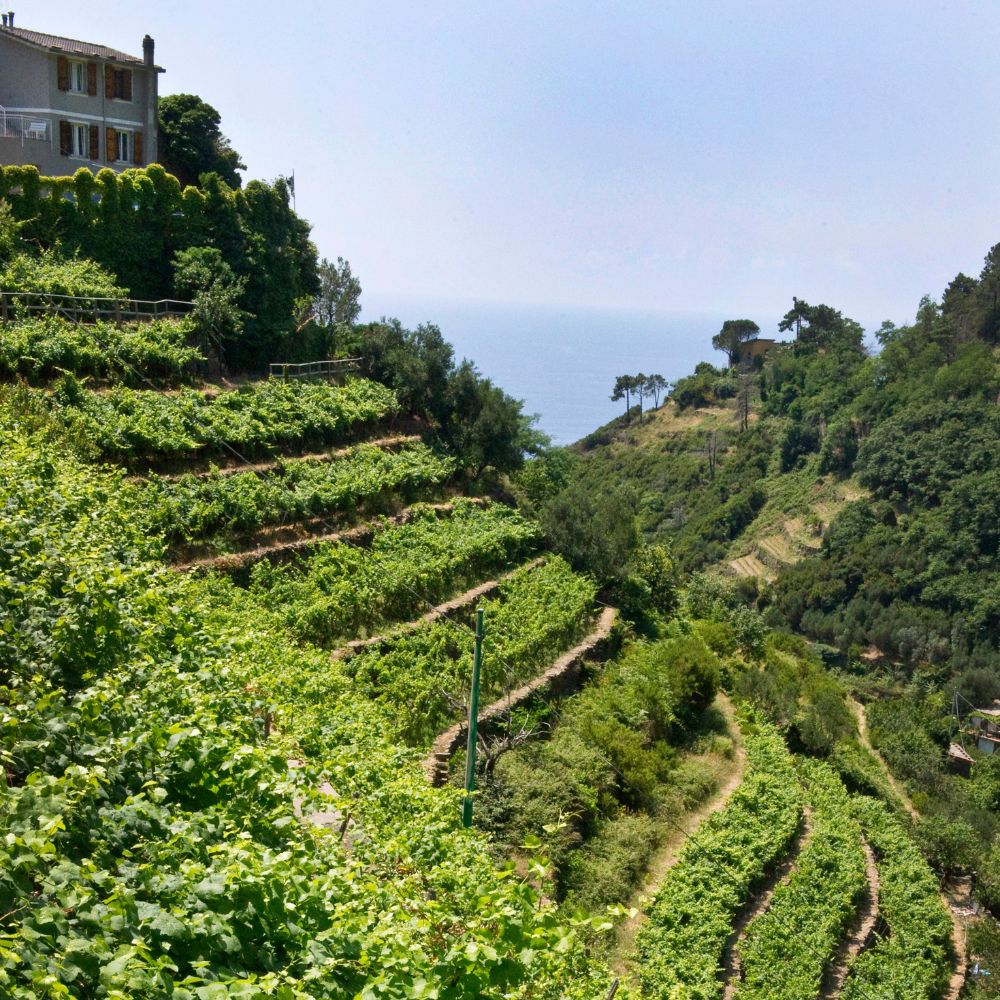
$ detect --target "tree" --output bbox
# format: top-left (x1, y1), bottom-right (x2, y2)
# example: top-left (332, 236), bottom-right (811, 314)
top-left (712, 319), bottom-right (760, 366)
top-left (313, 256), bottom-right (362, 328)
top-left (778, 297), bottom-right (811, 339)
top-left (539, 480), bottom-right (639, 583)
top-left (634, 372), bottom-right (647, 422)
top-left (172, 246), bottom-right (247, 359)
top-left (158, 94), bottom-right (246, 188)
top-left (646, 374), bottom-right (669, 409)
top-left (611, 374), bottom-right (634, 421)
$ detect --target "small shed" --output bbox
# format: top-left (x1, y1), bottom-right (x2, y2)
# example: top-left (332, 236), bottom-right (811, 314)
top-left (948, 742), bottom-right (974, 777)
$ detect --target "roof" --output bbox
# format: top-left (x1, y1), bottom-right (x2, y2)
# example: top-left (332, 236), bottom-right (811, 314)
top-left (948, 743), bottom-right (974, 764)
top-left (0, 26), bottom-right (149, 67)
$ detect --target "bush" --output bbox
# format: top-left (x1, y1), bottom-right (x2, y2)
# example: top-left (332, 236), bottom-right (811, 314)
top-left (1, 249), bottom-right (125, 298)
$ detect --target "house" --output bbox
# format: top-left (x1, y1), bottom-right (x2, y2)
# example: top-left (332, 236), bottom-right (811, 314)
top-left (0, 13), bottom-right (162, 176)
top-left (964, 707), bottom-right (1000, 756)
top-left (732, 338), bottom-right (777, 369)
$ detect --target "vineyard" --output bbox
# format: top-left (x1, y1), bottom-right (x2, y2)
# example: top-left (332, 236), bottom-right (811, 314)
top-left (51, 376), bottom-right (399, 464)
top-left (0, 290), bottom-right (968, 999)
top-left (138, 440), bottom-right (458, 548)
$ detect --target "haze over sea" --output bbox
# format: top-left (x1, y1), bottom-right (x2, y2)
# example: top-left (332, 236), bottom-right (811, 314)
top-left (362, 296), bottom-right (773, 445)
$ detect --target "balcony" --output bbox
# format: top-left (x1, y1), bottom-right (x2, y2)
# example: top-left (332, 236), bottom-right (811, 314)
top-left (0, 108), bottom-right (50, 144)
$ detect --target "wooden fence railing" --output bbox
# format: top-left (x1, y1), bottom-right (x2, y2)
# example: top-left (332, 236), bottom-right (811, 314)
top-left (0, 291), bottom-right (194, 324)
top-left (268, 358), bottom-right (362, 381)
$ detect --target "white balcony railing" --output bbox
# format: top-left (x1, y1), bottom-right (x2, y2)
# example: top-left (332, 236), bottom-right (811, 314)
top-left (0, 108), bottom-right (50, 144)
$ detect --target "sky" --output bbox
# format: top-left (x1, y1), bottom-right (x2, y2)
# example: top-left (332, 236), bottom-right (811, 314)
top-left (20, 1), bottom-right (1000, 330)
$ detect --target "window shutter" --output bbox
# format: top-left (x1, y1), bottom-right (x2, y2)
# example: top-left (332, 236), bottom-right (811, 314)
top-left (122, 70), bottom-right (133, 102)
top-left (133, 131), bottom-right (144, 166)
top-left (106, 126), bottom-right (117, 162)
top-left (89, 124), bottom-right (99, 161)
top-left (87, 62), bottom-right (97, 96)
top-left (59, 120), bottom-right (72, 156)
top-left (104, 65), bottom-right (114, 99)
top-left (57, 56), bottom-right (70, 91)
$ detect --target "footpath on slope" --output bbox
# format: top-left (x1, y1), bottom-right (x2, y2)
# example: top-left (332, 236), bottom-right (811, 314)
top-left (610, 693), bottom-right (746, 977)
top-left (422, 605), bottom-right (618, 786)
top-left (719, 805), bottom-right (814, 1000)
top-left (330, 556), bottom-right (547, 661)
top-left (819, 837), bottom-right (880, 999)
top-left (849, 696), bottom-right (968, 999)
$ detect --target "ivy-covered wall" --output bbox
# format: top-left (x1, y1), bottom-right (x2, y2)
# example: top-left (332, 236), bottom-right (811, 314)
top-left (0, 164), bottom-right (318, 368)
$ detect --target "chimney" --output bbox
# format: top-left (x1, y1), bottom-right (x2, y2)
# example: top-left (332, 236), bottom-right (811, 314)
top-left (143, 34), bottom-right (154, 67)
top-left (1, 14), bottom-right (7, 27)
top-left (7, 11), bottom-right (13, 27)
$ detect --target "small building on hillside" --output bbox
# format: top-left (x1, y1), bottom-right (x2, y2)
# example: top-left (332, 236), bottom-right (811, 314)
top-left (731, 338), bottom-right (777, 369)
top-left (0, 13), bottom-right (162, 176)
top-left (964, 707), bottom-right (1000, 756)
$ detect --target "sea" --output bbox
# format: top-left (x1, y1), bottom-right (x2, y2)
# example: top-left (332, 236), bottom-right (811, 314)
top-left (360, 295), bottom-right (752, 446)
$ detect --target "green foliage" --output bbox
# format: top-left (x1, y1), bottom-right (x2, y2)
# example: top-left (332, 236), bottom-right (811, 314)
top-left (0, 166), bottom-right (318, 368)
top-left (51, 376), bottom-right (397, 465)
top-left (157, 93), bottom-right (245, 189)
top-left (538, 479), bottom-right (639, 583)
top-left (840, 797), bottom-right (954, 1000)
top-left (0, 431), bottom-right (611, 998)
top-left (172, 245), bottom-right (247, 355)
top-left (734, 760), bottom-right (868, 1000)
top-left (138, 440), bottom-right (456, 548)
top-left (672, 362), bottom-right (737, 410)
top-left (712, 318), bottom-right (760, 365)
top-left (483, 636), bottom-right (719, 902)
top-left (636, 721), bottom-right (804, 1000)
top-left (0, 197), bottom-right (21, 261)
top-left (0, 316), bottom-right (202, 384)
top-left (734, 633), bottom-right (855, 755)
top-left (243, 499), bottom-right (541, 647)
top-left (347, 555), bottom-right (596, 744)
top-left (351, 319), bottom-right (541, 473)
top-left (313, 255), bottom-right (362, 327)
top-left (1, 249), bottom-right (125, 297)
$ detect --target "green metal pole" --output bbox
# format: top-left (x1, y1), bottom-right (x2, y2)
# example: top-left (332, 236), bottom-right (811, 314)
top-left (462, 608), bottom-right (485, 828)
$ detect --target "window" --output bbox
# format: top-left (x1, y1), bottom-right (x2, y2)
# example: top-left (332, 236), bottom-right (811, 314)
top-left (104, 65), bottom-right (133, 101)
top-left (69, 60), bottom-right (85, 93)
top-left (116, 129), bottom-right (132, 163)
top-left (70, 122), bottom-right (87, 158)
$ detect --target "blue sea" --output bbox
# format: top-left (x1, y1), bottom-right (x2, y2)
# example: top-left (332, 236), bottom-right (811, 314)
top-left (360, 295), bottom-right (748, 445)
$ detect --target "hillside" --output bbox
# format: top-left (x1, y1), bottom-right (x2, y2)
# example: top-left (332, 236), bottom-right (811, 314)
top-left (557, 248), bottom-right (1000, 996)
top-left (1, 164), bottom-right (991, 999)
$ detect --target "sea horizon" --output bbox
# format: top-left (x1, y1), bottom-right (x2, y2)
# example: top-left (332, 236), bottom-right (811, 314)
top-left (361, 294), bottom-right (774, 445)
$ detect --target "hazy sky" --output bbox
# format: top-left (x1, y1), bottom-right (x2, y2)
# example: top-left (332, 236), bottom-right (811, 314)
top-left (23, 1), bottom-right (1000, 326)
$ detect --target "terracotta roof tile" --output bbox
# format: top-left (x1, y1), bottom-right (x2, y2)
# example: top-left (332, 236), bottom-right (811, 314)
top-left (2, 26), bottom-right (145, 66)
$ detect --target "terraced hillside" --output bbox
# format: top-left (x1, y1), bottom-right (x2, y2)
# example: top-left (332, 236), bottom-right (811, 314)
top-left (569, 394), bottom-right (865, 580)
top-left (635, 719), bottom-right (956, 1000)
top-left (0, 307), bottom-right (621, 997)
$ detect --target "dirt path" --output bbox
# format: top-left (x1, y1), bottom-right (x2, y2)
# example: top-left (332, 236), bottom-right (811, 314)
top-left (720, 806), bottom-right (813, 999)
top-left (331, 557), bottom-right (546, 661)
top-left (848, 696), bottom-right (917, 820)
top-left (610, 693), bottom-right (746, 976)
top-left (849, 696), bottom-right (967, 997)
top-left (820, 836), bottom-right (880, 998)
